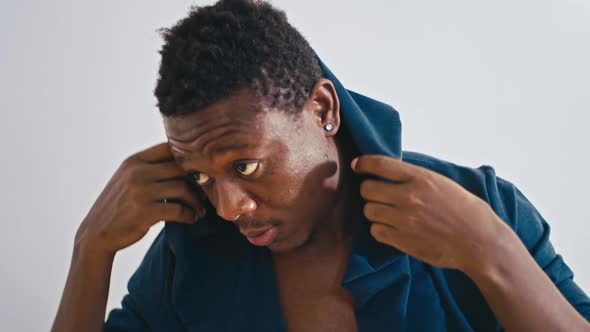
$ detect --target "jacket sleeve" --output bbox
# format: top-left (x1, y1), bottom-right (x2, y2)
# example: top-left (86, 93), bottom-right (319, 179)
top-left (103, 294), bottom-right (150, 332)
top-left (481, 166), bottom-right (590, 321)
top-left (103, 229), bottom-right (177, 331)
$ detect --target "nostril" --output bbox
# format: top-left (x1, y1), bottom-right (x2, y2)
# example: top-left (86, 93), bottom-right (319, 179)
top-left (216, 208), bottom-right (240, 222)
top-left (214, 183), bottom-right (256, 222)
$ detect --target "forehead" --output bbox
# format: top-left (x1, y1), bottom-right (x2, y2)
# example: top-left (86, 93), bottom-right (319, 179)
top-left (165, 89), bottom-right (264, 136)
top-left (163, 89), bottom-right (293, 162)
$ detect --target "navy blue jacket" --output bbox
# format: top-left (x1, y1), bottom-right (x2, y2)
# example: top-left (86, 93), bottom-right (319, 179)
top-left (104, 59), bottom-right (590, 331)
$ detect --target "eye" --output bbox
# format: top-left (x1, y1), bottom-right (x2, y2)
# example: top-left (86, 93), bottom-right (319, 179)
top-left (235, 161), bottom-right (259, 176)
top-left (191, 172), bottom-right (211, 185)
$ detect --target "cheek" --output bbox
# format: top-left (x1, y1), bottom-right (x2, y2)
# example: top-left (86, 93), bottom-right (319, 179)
top-left (255, 143), bottom-right (318, 208)
top-left (261, 161), bottom-right (337, 215)
top-left (257, 129), bottom-right (334, 211)
top-left (257, 168), bottom-right (307, 209)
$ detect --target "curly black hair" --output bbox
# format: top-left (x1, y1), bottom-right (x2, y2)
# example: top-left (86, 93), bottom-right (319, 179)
top-left (154, 0), bottom-right (323, 117)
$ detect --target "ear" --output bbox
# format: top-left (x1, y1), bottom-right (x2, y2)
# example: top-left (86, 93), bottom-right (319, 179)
top-left (308, 78), bottom-right (340, 137)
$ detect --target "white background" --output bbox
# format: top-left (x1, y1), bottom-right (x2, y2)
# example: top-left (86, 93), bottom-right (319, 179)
top-left (1, 0), bottom-right (588, 330)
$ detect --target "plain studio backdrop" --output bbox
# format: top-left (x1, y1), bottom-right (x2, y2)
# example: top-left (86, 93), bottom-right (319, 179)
top-left (1, 0), bottom-right (589, 330)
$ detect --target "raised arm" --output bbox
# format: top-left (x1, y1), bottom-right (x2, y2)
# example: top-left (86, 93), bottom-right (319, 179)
top-left (51, 143), bottom-right (203, 332)
top-left (352, 154), bottom-right (590, 331)
top-left (464, 220), bottom-right (589, 332)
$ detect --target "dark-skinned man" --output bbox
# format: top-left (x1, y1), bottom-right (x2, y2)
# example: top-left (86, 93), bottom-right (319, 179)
top-left (52, 1), bottom-right (590, 331)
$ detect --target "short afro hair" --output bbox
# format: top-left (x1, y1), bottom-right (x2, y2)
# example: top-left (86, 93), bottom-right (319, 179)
top-left (154, 0), bottom-right (323, 117)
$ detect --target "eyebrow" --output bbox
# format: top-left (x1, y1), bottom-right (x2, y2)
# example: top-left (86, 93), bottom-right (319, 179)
top-left (209, 143), bottom-right (253, 158)
top-left (175, 142), bottom-right (254, 165)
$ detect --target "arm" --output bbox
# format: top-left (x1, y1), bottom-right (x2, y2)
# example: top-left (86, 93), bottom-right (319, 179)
top-left (51, 143), bottom-right (203, 332)
top-left (103, 230), bottom-right (170, 332)
top-left (352, 155), bottom-right (590, 331)
top-left (464, 176), bottom-right (590, 331)
top-left (51, 246), bottom-right (114, 332)
top-left (464, 213), bottom-right (589, 332)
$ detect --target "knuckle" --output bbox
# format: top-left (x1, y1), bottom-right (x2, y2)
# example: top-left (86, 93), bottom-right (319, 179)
top-left (122, 155), bottom-right (139, 168)
top-left (406, 190), bottom-right (422, 206)
top-left (120, 164), bottom-right (142, 183)
top-left (126, 171), bottom-right (142, 186)
top-left (419, 173), bottom-right (436, 190)
top-left (122, 199), bottom-right (138, 214)
top-left (126, 185), bottom-right (141, 199)
top-left (406, 213), bottom-right (418, 226)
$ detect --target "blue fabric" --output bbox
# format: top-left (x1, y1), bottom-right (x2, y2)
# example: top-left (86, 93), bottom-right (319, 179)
top-left (104, 59), bottom-right (590, 331)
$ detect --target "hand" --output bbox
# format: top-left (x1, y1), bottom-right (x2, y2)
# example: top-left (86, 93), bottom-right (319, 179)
top-left (74, 142), bottom-right (206, 256)
top-left (352, 155), bottom-right (508, 272)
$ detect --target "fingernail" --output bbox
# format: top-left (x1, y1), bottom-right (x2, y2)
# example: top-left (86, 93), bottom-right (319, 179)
top-left (351, 157), bottom-right (358, 170)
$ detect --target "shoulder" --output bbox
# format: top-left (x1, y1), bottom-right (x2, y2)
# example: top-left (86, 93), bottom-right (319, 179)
top-left (348, 89), bottom-right (400, 118)
top-left (402, 150), bottom-right (555, 252)
top-left (402, 150), bottom-right (502, 190)
top-left (402, 150), bottom-right (494, 180)
top-left (401, 150), bottom-right (519, 227)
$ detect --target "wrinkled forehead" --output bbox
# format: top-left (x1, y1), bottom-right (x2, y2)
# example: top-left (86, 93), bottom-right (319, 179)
top-left (164, 106), bottom-right (267, 161)
top-left (162, 91), bottom-right (304, 164)
top-left (164, 106), bottom-right (264, 141)
top-left (168, 89), bottom-right (268, 136)
top-left (164, 89), bottom-right (265, 134)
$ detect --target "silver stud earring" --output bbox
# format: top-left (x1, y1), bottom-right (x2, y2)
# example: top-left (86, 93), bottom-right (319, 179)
top-left (324, 123), bottom-right (334, 131)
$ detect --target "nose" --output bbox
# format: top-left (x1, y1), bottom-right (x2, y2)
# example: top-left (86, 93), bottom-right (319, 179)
top-left (212, 180), bottom-right (257, 222)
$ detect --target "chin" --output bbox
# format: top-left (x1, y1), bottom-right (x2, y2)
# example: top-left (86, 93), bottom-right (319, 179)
top-left (266, 242), bottom-right (294, 253)
top-left (265, 227), bottom-right (313, 253)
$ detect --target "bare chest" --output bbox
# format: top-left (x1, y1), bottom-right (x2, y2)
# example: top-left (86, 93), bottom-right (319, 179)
top-left (278, 287), bottom-right (358, 332)
top-left (274, 262), bottom-right (358, 332)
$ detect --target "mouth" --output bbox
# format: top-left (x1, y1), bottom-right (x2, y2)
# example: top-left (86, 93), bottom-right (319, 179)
top-left (240, 226), bottom-right (278, 247)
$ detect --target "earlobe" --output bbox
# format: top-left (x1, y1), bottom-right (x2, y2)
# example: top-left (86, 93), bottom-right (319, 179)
top-left (309, 78), bottom-right (340, 137)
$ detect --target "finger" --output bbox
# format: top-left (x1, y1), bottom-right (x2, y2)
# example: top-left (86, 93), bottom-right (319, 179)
top-left (363, 202), bottom-right (403, 227)
top-left (139, 160), bottom-right (187, 183)
top-left (359, 179), bottom-right (410, 205)
top-left (146, 180), bottom-right (205, 216)
top-left (352, 155), bottom-right (419, 183)
top-left (151, 200), bottom-right (197, 224)
top-left (370, 222), bottom-right (403, 248)
top-left (135, 142), bottom-right (174, 164)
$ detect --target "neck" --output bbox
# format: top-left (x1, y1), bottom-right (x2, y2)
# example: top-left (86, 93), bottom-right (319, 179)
top-left (276, 130), bottom-right (361, 260)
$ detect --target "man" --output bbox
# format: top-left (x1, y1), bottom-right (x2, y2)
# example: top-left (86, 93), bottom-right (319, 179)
top-left (51, 0), bottom-right (590, 331)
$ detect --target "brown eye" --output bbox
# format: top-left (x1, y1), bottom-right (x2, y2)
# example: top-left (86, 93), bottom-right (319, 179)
top-left (235, 161), bottom-right (259, 176)
top-left (191, 172), bottom-right (211, 185)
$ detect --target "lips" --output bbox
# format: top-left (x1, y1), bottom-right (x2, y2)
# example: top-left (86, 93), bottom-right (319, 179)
top-left (240, 226), bottom-right (278, 246)
top-left (241, 227), bottom-right (274, 238)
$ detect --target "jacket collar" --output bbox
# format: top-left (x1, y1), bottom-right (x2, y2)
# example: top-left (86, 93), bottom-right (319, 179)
top-left (316, 57), bottom-right (402, 158)
top-left (316, 58), bottom-right (410, 309)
